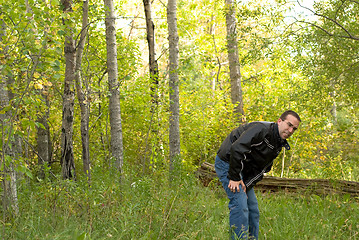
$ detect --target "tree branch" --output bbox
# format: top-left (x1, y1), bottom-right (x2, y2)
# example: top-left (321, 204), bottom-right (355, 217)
top-left (296, 0), bottom-right (359, 41)
top-left (297, 20), bottom-right (359, 41)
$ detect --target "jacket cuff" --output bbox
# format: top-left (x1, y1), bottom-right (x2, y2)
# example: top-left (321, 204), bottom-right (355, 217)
top-left (228, 173), bottom-right (242, 181)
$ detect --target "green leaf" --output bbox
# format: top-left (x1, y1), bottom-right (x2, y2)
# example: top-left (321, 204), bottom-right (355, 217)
top-left (51, 0), bottom-right (60, 5)
top-left (17, 165), bottom-right (33, 179)
top-left (57, 30), bottom-right (66, 36)
top-left (35, 122), bottom-right (46, 130)
top-left (76, 232), bottom-right (86, 240)
top-left (0, 105), bottom-right (12, 114)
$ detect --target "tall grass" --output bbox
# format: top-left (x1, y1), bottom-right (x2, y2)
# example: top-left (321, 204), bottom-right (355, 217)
top-left (259, 192), bottom-right (358, 240)
top-left (1, 167), bottom-right (358, 240)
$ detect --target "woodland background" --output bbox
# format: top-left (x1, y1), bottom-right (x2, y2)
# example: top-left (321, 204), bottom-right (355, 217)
top-left (0, 0), bottom-right (358, 239)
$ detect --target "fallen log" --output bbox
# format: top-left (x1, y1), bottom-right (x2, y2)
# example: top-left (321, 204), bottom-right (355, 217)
top-left (196, 162), bottom-right (359, 197)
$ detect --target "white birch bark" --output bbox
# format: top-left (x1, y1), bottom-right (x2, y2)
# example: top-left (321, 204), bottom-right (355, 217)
top-left (75, 0), bottom-right (91, 180)
top-left (0, 81), bottom-right (19, 216)
top-left (104, 0), bottom-right (124, 172)
top-left (167, 0), bottom-right (181, 170)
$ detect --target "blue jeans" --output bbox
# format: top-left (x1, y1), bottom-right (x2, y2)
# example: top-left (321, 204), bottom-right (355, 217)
top-left (215, 155), bottom-right (260, 240)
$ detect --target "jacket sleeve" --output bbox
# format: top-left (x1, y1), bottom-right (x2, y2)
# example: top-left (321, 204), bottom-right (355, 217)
top-left (228, 123), bottom-right (266, 181)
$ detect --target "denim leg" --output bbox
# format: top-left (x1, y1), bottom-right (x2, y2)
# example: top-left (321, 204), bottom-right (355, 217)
top-left (247, 188), bottom-right (259, 239)
top-left (228, 185), bottom-right (250, 240)
top-left (215, 156), bottom-right (257, 240)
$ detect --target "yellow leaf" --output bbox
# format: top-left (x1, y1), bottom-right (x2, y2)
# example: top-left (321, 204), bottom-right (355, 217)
top-left (35, 83), bottom-right (43, 90)
top-left (34, 72), bottom-right (41, 79)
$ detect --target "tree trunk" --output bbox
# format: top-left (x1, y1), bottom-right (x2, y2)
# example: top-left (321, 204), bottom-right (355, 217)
top-left (329, 81), bottom-right (337, 124)
top-left (167, 0), bottom-right (181, 173)
top-left (167, 0), bottom-right (181, 174)
top-left (143, 0), bottom-right (159, 103)
top-left (104, 0), bottom-right (124, 172)
top-left (61, 0), bottom-right (76, 179)
top-left (0, 80), bottom-right (19, 217)
top-left (36, 102), bottom-right (51, 175)
top-left (196, 162), bottom-right (359, 196)
top-left (225, 0), bottom-right (244, 122)
top-left (75, 0), bottom-right (91, 180)
top-left (0, 18), bottom-right (19, 217)
top-left (0, 89), bottom-right (19, 217)
top-left (142, 0), bottom-right (160, 173)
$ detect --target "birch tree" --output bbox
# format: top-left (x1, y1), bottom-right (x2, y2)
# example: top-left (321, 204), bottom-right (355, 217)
top-left (104, 0), bottom-right (124, 172)
top-left (75, 0), bottom-right (91, 180)
top-left (167, 0), bottom-right (181, 171)
top-left (61, 0), bottom-right (76, 179)
top-left (225, 0), bottom-right (244, 122)
top-left (0, 20), bottom-right (18, 214)
top-left (0, 81), bottom-right (19, 217)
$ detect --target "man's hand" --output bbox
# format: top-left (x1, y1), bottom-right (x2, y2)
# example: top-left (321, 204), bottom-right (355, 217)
top-left (228, 180), bottom-right (246, 193)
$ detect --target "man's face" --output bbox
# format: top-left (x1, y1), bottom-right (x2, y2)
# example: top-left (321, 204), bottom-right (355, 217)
top-left (277, 114), bottom-right (301, 139)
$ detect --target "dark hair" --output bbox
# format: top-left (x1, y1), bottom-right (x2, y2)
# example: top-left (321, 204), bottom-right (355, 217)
top-left (280, 110), bottom-right (301, 122)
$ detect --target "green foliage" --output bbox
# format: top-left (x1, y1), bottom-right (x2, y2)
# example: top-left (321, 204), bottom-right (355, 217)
top-left (3, 166), bottom-right (228, 239)
top-left (1, 0), bottom-right (359, 223)
top-left (1, 0), bottom-right (359, 239)
top-left (260, 192), bottom-right (359, 239)
top-left (180, 87), bottom-right (237, 168)
top-left (282, 0), bottom-right (359, 180)
top-left (2, 167), bottom-right (358, 239)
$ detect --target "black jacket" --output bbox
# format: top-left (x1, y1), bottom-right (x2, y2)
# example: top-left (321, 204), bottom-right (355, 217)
top-left (217, 121), bottom-right (290, 189)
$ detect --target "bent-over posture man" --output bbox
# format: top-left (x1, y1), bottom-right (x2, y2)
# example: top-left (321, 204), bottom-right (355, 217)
top-left (215, 110), bottom-right (301, 239)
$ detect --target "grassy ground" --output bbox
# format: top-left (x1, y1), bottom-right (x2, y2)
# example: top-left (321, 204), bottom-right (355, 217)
top-left (1, 169), bottom-right (358, 239)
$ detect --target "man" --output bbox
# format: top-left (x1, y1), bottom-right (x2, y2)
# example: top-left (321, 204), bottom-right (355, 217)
top-left (215, 110), bottom-right (301, 239)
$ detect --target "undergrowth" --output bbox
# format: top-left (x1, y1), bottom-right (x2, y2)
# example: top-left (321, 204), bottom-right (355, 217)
top-left (1, 166), bottom-right (358, 240)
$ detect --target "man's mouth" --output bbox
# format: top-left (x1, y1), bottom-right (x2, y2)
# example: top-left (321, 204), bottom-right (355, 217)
top-left (283, 132), bottom-right (290, 138)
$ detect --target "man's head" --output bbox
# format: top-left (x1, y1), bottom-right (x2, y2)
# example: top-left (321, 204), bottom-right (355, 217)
top-left (277, 110), bottom-right (301, 140)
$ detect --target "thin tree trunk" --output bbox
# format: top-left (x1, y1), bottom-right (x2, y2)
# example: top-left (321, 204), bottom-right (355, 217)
top-left (0, 18), bottom-right (19, 218)
top-left (104, 0), bottom-right (124, 172)
top-left (167, 0), bottom-right (181, 173)
top-left (224, 0), bottom-right (244, 122)
top-left (329, 81), bottom-right (337, 124)
top-left (143, 0), bottom-right (160, 173)
top-left (0, 82), bottom-right (19, 217)
top-left (0, 86), bottom-right (19, 217)
top-left (61, 0), bottom-right (76, 179)
top-left (75, 0), bottom-right (91, 180)
top-left (280, 148), bottom-right (286, 178)
top-left (36, 103), bottom-right (51, 175)
top-left (143, 0), bottom-right (159, 102)
top-left (287, 138), bottom-right (298, 177)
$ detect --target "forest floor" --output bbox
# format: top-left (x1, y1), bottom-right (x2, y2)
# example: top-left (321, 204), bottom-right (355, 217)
top-left (1, 168), bottom-right (358, 240)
